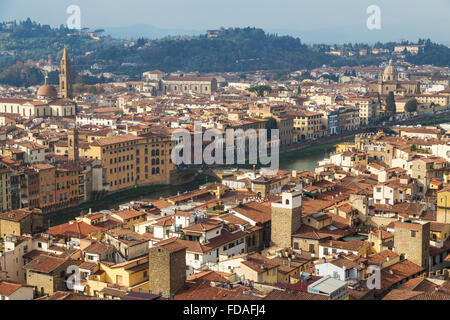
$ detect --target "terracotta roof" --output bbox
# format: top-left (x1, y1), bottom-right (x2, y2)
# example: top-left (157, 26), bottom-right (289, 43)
top-left (232, 201), bottom-right (271, 224)
top-left (84, 242), bottom-right (111, 255)
top-left (241, 253), bottom-right (279, 272)
top-left (47, 220), bottom-right (104, 238)
top-left (367, 250), bottom-right (399, 265)
top-left (320, 239), bottom-right (368, 251)
top-left (90, 134), bottom-right (141, 147)
top-left (174, 280), bottom-right (244, 300)
top-left (112, 209), bottom-right (146, 220)
top-left (370, 228), bottom-right (394, 240)
top-left (24, 256), bottom-right (67, 273)
top-left (0, 209), bottom-right (32, 222)
top-left (264, 289), bottom-right (328, 300)
top-left (183, 219), bottom-right (222, 233)
top-left (0, 281), bottom-right (33, 296)
top-left (36, 291), bottom-right (102, 300)
top-left (377, 260), bottom-right (425, 295)
top-left (154, 237), bottom-right (187, 253)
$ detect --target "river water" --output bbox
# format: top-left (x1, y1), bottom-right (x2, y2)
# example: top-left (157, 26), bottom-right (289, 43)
top-left (43, 140), bottom-right (338, 227)
top-left (279, 149), bottom-right (332, 172)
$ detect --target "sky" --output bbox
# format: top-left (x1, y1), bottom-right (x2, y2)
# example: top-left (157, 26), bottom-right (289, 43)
top-left (1, 0), bottom-right (449, 43)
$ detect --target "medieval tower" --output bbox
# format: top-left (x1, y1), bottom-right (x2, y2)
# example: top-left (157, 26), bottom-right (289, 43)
top-left (271, 190), bottom-right (303, 248)
top-left (59, 48), bottom-right (73, 99)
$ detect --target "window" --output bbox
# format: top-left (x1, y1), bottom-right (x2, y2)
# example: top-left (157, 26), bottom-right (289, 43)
top-left (411, 230), bottom-right (417, 238)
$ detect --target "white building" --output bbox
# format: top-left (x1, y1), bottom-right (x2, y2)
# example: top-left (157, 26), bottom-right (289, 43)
top-left (314, 259), bottom-right (362, 282)
top-left (307, 276), bottom-right (349, 300)
top-left (76, 115), bottom-right (118, 129)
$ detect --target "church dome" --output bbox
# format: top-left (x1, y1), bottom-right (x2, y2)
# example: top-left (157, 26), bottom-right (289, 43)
top-left (382, 60), bottom-right (398, 82)
top-left (383, 60), bottom-right (397, 76)
top-left (37, 84), bottom-right (58, 98)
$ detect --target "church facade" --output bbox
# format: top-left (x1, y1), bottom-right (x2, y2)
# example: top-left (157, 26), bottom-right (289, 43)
top-left (0, 48), bottom-right (76, 118)
top-left (368, 60), bottom-right (420, 96)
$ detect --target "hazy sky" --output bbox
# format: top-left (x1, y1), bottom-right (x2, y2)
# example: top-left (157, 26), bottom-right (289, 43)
top-left (1, 0), bottom-right (449, 43)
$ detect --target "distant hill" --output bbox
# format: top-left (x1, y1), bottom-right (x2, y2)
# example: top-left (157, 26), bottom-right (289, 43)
top-left (0, 19), bottom-right (449, 87)
top-left (103, 24), bottom-right (203, 39)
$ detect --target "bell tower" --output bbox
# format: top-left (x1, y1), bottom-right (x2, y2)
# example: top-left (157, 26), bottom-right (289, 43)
top-left (59, 48), bottom-right (73, 99)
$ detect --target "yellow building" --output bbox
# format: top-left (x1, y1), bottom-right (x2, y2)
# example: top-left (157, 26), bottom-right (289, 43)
top-left (302, 212), bottom-right (332, 230)
top-left (335, 141), bottom-right (358, 153)
top-left (437, 187), bottom-right (450, 223)
top-left (429, 222), bottom-right (450, 242)
top-left (110, 209), bottom-right (147, 230)
top-left (87, 134), bottom-right (140, 192)
top-left (86, 133), bottom-right (174, 193)
top-left (134, 132), bottom-right (174, 186)
top-left (368, 229), bottom-right (394, 254)
top-left (0, 209), bottom-right (34, 238)
top-left (240, 253), bottom-right (279, 284)
top-left (85, 255), bottom-right (149, 299)
top-left (429, 179), bottom-right (443, 190)
top-left (55, 166), bottom-right (81, 210)
top-left (290, 111), bottom-right (327, 142)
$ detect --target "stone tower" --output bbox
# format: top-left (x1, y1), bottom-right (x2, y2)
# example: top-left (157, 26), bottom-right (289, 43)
top-left (271, 190), bottom-right (303, 248)
top-left (59, 48), bottom-right (73, 99)
top-left (149, 240), bottom-right (186, 298)
top-left (394, 221), bottom-right (430, 269)
top-left (68, 127), bottom-right (79, 165)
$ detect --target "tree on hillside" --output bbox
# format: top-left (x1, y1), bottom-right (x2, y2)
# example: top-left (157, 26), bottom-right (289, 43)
top-left (386, 91), bottom-right (396, 115)
top-left (405, 98), bottom-right (418, 113)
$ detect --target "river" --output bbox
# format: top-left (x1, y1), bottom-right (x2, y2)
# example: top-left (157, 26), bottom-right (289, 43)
top-left (279, 136), bottom-right (354, 172)
top-left (43, 136), bottom-right (352, 227)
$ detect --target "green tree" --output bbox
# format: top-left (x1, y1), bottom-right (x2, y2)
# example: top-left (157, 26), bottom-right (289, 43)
top-left (405, 98), bottom-right (418, 113)
top-left (385, 91), bottom-right (396, 115)
top-left (248, 85), bottom-right (271, 97)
